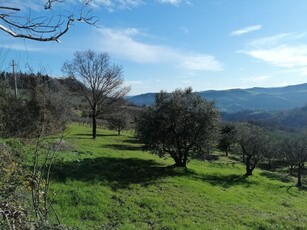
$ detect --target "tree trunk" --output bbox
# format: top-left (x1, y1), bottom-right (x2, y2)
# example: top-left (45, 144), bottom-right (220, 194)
top-left (289, 165), bottom-right (294, 176)
top-left (297, 165), bottom-right (302, 187)
top-left (92, 114), bottom-right (97, 139)
top-left (173, 161), bottom-right (187, 167)
top-left (173, 154), bottom-right (187, 167)
top-left (245, 155), bottom-right (253, 176)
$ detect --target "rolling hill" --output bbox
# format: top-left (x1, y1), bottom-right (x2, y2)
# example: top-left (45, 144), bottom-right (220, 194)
top-left (128, 83), bottom-right (307, 112)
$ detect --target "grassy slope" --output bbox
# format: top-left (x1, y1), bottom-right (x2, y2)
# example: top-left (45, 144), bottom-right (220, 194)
top-left (50, 124), bottom-right (307, 230)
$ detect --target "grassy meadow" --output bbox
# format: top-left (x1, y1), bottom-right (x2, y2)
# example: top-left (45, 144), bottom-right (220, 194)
top-left (47, 124), bottom-right (307, 229)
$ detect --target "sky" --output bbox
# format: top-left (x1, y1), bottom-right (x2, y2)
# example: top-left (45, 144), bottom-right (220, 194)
top-left (2, 0), bottom-right (307, 95)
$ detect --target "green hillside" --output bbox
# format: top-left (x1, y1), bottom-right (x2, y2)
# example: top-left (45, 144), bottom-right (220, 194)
top-left (47, 124), bottom-right (307, 229)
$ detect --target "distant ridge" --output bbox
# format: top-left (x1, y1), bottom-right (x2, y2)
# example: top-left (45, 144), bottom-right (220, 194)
top-left (128, 83), bottom-right (307, 112)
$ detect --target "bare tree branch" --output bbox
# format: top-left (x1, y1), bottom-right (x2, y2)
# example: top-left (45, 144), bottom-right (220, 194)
top-left (0, 6), bottom-right (20, 11)
top-left (62, 50), bottom-right (131, 139)
top-left (0, 0), bottom-right (96, 42)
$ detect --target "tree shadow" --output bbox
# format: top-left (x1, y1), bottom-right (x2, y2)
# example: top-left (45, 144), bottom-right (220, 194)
top-left (204, 154), bottom-right (219, 162)
top-left (102, 144), bottom-right (142, 151)
top-left (257, 160), bottom-right (288, 171)
top-left (122, 138), bottom-right (142, 145)
top-left (75, 133), bottom-right (119, 137)
top-left (69, 133), bottom-right (119, 139)
top-left (51, 157), bottom-right (193, 190)
top-left (192, 173), bottom-right (255, 188)
top-left (260, 171), bottom-right (293, 183)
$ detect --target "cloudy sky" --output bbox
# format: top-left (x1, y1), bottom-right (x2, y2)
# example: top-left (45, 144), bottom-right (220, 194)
top-left (2, 0), bottom-right (307, 95)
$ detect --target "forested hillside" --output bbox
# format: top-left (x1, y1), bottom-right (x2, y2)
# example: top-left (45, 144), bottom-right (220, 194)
top-left (128, 83), bottom-right (307, 112)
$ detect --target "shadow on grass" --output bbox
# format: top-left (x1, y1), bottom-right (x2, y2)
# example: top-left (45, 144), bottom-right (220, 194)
top-left (75, 133), bottom-right (119, 137)
top-left (67, 133), bottom-right (119, 139)
top-left (122, 137), bottom-right (142, 145)
top-left (192, 173), bottom-right (255, 188)
top-left (102, 144), bottom-right (142, 151)
top-left (51, 157), bottom-right (193, 190)
top-left (205, 154), bottom-right (219, 162)
top-left (260, 171), bottom-right (293, 183)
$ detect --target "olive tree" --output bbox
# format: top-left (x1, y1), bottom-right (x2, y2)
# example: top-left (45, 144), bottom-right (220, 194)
top-left (107, 112), bottom-right (128, 136)
top-left (218, 123), bottom-right (236, 156)
top-left (235, 123), bottom-right (269, 176)
top-left (135, 88), bottom-right (220, 167)
top-left (62, 50), bottom-right (130, 139)
top-left (281, 133), bottom-right (307, 187)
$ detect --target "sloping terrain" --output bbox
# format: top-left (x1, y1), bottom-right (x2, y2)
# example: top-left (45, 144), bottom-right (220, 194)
top-left (128, 83), bottom-right (307, 112)
top-left (47, 124), bottom-right (307, 229)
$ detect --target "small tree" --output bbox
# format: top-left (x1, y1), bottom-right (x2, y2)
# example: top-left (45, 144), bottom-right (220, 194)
top-left (136, 88), bottom-right (220, 167)
top-left (218, 123), bottom-right (236, 156)
top-left (107, 112), bottom-right (128, 135)
top-left (235, 123), bottom-right (268, 176)
top-left (262, 134), bottom-right (282, 169)
top-left (281, 133), bottom-right (307, 187)
top-left (62, 50), bottom-right (130, 139)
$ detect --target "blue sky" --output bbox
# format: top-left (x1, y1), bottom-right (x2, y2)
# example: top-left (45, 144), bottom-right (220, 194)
top-left (2, 0), bottom-right (307, 95)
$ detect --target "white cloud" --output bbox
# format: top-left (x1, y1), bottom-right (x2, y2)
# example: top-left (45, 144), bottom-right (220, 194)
top-left (180, 55), bottom-right (222, 71)
top-left (242, 45), bottom-right (307, 68)
top-left (240, 32), bottom-right (307, 76)
top-left (230, 25), bottom-right (262, 36)
top-left (90, 0), bottom-right (143, 10)
top-left (157, 0), bottom-right (192, 6)
top-left (97, 27), bottom-right (223, 71)
top-left (248, 33), bottom-right (306, 48)
top-left (158, 0), bottom-right (181, 5)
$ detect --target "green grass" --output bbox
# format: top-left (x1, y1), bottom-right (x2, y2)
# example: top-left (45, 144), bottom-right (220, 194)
top-left (48, 124), bottom-right (307, 229)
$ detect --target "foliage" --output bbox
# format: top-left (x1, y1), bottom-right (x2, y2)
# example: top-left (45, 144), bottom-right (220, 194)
top-left (0, 140), bottom-right (31, 230)
top-left (107, 112), bottom-right (128, 135)
top-left (0, 74), bottom-right (70, 138)
top-left (136, 88), bottom-right (220, 167)
top-left (235, 123), bottom-right (269, 176)
top-left (0, 138), bottom-right (66, 229)
top-left (218, 123), bottom-right (237, 156)
top-left (281, 132), bottom-right (307, 187)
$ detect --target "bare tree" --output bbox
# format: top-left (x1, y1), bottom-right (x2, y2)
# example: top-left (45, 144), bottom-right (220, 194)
top-left (0, 1), bottom-right (96, 42)
top-left (62, 50), bottom-right (130, 139)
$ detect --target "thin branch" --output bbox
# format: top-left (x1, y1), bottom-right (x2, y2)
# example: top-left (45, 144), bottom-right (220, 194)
top-left (0, 6), bottom-right (20, 11)
top-left (0, 1), bottom-right (97, 42)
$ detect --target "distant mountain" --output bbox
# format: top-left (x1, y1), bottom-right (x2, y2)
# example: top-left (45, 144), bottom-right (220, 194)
top-left (128, 83), bottom-right (307, 112)
top-left (127, 93), bottom-right (157, 107)
top-left (222, 105), bottom-right (307, 131)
